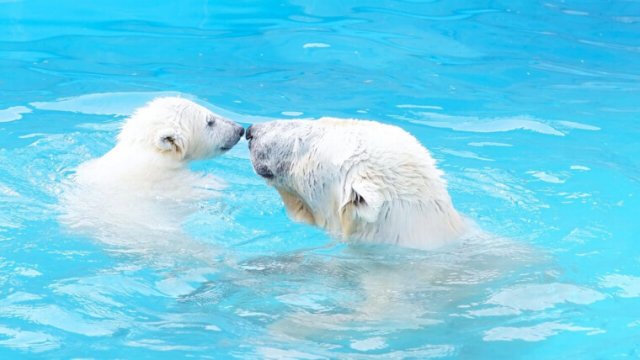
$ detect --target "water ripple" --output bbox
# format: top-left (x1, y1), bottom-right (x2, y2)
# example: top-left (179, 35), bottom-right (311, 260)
top-left (0, 325), bottom-right (60, 353)
top-left (484, 322), bottom-right (604, 342)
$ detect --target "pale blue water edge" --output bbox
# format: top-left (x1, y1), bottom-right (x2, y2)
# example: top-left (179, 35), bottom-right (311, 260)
top-left (1, 0), bottom-right (639, 358)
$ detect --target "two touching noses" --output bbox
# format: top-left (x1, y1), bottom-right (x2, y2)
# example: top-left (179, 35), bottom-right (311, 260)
top-left (244, 124), bottom-right (255, 141)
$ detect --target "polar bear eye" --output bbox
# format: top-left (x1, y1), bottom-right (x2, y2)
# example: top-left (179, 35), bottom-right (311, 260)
top-left (207, 118), bottom-right (216, 127)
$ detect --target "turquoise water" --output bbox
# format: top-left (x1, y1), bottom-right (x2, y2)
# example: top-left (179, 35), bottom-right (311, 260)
top-left (1, 0), bottom-right (640, 358)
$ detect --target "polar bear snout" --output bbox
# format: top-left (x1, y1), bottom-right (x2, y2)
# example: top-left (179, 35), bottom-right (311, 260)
top-left (245, 124), bottom-right (254, 140)
top-left (237, 126), bottom-right (246, 139)
top-left (220, 123), bottom-right (245, 151)
top-left (245, 122), bottom-right (304, 182)
top-left (246, 124), bottom-right (271, 178)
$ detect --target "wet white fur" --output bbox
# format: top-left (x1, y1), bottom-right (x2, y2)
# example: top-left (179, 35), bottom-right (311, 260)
top-left (75, 97), bottom-right (240, 188)
top-left (249, 118), bottom-right (467, 249)
top-left (60, 97), bottom-right (242, 262)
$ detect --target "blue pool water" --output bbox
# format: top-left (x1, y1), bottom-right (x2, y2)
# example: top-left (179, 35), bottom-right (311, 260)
top-left (1, 0), bottom-right (640, 358)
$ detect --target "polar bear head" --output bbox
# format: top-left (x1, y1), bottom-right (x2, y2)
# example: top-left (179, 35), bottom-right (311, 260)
top-left (117, 97), bottom-right (244, 161)
top-left (246, 118), bottom-right (465, 249)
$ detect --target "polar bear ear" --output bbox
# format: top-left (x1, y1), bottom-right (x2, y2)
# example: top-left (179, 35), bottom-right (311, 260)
top-left (155, 128), bottom-right (186, 156)
top-left (339, 177), bottom-right (383, 236)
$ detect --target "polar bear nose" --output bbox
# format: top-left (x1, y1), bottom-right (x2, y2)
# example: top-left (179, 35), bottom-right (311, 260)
top-left (237, 126), bottom-right (245, 138)
top-left (245, 125), bottom-right (254, 140)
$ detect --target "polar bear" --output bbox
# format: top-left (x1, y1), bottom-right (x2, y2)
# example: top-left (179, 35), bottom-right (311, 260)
top-left (60, 97), bottom-right (244, 262)
top-left (75, 96), bottom-right (244, 189)
top-left (246, 118), bottom-right (466, 249)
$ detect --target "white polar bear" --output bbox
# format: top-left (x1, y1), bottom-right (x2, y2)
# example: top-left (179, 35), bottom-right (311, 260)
top-left (60, 97), bottom-right (244, 262)
top-left (75, 96), bottom-right (244, 190)
top-left (246, 118), bottom-right (466, 249)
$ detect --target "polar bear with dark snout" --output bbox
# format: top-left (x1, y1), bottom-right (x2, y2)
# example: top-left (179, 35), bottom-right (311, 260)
top-left (60, 97), bottom-right (245, 260)
top-left (246, 118), bottom-right (467, 249)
